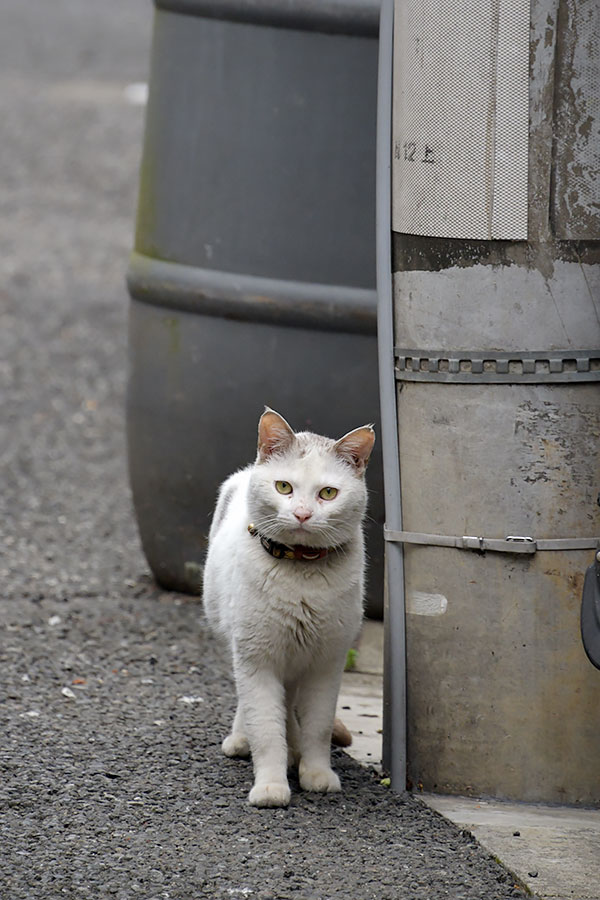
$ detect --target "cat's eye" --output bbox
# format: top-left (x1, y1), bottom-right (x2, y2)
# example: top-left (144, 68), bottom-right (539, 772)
top-left (275, 480), bottom-right (293, 495)
top-left (319, 486), bottom-right (338, 501)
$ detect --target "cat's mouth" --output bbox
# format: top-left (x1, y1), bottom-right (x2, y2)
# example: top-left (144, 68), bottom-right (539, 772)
top-left (284, 523), bottom-right (330, 546)
top-left (257, 515), bottom-right (336, 548)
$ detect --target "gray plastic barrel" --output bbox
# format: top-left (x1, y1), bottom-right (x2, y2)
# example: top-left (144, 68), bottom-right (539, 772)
top-left (384, 0), bottom-right (600, 803)
top-left (127, 0), bottom-right (385, 615)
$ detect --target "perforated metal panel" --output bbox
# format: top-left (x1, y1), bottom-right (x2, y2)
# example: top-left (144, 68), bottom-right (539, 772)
top-left (392, 0), bottom-right (529, 240)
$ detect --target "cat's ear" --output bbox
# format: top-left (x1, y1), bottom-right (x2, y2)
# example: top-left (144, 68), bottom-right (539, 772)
top-left (334, 425), bottom-right (375, 474)
top-left (257, 408), bottom-right (296, 461)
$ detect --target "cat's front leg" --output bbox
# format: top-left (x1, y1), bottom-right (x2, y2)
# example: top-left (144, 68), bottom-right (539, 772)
top-left (295, 658), bottom-right (345, 794)
top-left (234, 659), bottom-right (291, 808)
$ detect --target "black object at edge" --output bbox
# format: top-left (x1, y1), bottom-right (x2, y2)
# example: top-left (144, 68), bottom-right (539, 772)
top-left (581, 556), bottom-right (600, 670)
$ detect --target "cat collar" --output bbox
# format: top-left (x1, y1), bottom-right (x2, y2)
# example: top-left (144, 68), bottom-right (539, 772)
top-left (247, 524), bottom-right (334, 561)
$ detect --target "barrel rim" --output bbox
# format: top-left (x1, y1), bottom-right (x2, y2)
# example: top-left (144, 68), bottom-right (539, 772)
top-left (127, 251), bottom-right (378, 336)
top-left (153, 0), bottom-right (381, 36)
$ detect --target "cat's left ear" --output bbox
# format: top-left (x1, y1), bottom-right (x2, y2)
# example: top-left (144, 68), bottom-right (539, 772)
top-left (257, 408), bottom-right (296, 461)
top-left (334, 425), bottom-right (375, 474)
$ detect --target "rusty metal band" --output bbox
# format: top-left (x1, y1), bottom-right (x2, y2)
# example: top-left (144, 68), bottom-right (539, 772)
top-left (384, 528), bottom-right (599, 555)
top-left (395, 349), bottom-right (600, 383)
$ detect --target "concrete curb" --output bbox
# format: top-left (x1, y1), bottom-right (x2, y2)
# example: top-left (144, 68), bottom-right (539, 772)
top-left (339, 621), bottom-right (600, 900)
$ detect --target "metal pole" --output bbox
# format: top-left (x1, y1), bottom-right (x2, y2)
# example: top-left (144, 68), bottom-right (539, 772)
top-left (376, 0), bottom-right (406, 789)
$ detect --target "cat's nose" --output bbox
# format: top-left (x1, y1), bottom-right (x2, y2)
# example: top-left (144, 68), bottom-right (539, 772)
top-left (294, 507), bottom-right (313, 523)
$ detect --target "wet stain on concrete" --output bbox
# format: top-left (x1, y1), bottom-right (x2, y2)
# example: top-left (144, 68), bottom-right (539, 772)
top-left (392, 233), bottom-right (600, 276)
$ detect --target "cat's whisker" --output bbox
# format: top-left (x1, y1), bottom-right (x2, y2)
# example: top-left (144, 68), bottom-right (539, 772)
top-left (253, 516), bottom-right (345, 549)
top-left (362, 513), bottom-right (379, 526)
top-left (252, 513), bottom-right (280, 525)
top-left (252, 515), bottom-right (283, 535)
top-left (253, 520), bottom-right (281, 533)
top-left (331, 544), bottom-right (349, 560)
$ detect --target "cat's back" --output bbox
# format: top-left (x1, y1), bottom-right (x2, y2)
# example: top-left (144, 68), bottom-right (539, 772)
top-left (207, 466), bottom-right (251, 543)
top-left (203, 466), bottom-right (252, 632)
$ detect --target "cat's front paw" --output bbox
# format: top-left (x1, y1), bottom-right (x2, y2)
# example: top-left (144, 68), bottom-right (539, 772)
top-left (248, 781), bottom-right (291, 808)
top-left (299, 763), bottom-right (341, 794)
top-left (222, 733), bottom-right (250, 758)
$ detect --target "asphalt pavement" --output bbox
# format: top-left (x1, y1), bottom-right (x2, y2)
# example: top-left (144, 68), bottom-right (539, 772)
top-left (1, 2), bottom-right (532, 898)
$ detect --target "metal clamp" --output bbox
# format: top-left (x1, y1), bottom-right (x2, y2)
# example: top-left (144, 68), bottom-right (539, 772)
top-left (384, 528), bottom-right (599, 555)
top-left (394, 348), bottom-right (600, 383)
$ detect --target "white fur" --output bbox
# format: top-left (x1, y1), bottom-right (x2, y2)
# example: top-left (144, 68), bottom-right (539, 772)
top-left (203, 419), bottom-right (372, 807)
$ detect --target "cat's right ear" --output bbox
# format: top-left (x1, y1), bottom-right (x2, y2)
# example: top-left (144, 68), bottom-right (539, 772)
top-left (334, 425), bottom-right (375, 474)
top-left (257, 408), bottom-right (296, 461)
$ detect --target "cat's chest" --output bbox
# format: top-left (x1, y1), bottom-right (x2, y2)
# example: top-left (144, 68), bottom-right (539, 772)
top-left (274, 590), bottom-right (324, 652)
top-left (244, 558), bottom-right (359, 656)
top-left (258, 556), bottom-right (348, 609)
top-left (260, 564), bottom-right (335, 622)
top-left (255, 590), bottom-right (336, 667)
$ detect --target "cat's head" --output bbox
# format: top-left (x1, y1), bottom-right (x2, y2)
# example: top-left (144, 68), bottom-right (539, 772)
top-left (247, 408), bottom-right (375, 548)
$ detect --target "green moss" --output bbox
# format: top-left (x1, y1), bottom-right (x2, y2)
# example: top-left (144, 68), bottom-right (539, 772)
top-left (163, 316), bottom-right (180, 354)
top-left (344, 648), bottom-right (357, 671)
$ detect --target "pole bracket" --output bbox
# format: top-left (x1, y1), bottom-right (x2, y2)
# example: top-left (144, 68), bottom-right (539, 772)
top-left (383, 528), bottom-right (600, 554)
top-left (395, 348), bottom-right (600, 383)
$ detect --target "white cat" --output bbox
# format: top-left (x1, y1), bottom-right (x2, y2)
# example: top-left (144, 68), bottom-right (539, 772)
top-left (203, 408), bottom-right (375, 807)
